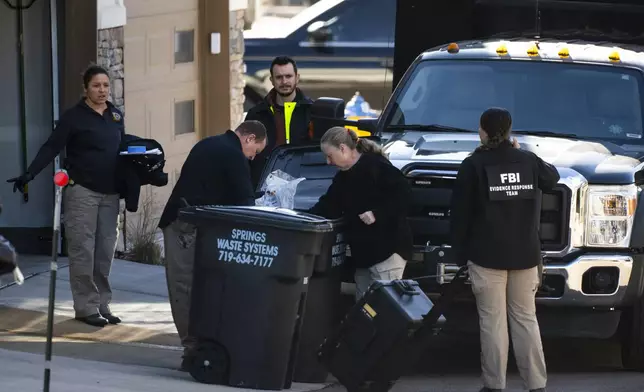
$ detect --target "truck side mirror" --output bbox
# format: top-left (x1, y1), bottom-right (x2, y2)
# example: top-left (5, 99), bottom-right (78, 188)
top-left (356, 118), bottom-right (378, 134)
top-left (311, 97), bottom-right (346, 139)
top-left (635, 169), bottom-right (644, 187)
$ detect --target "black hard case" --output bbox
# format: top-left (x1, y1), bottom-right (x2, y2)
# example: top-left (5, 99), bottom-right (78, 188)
top-left (318, 269), bottom-right (469, 392)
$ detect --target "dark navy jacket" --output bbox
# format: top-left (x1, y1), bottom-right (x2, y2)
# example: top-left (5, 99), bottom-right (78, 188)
top-left (158, 130), bottom-right (255, 229)
top-left (309, 153), bottom-right (413, 269)
top-left (117, 135), bottom-right (168, 212)
top-left (450, 142), bottom-right (560, 270)
top-left (28, 99), bottom-right (124, 194)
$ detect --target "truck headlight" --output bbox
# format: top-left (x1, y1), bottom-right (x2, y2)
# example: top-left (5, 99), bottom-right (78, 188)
top-left (584, 184), bottom-right (638, 247)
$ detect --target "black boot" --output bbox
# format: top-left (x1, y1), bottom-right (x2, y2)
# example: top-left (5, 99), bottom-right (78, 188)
top-left (479, 388), bottom-right (503, 392)
top-left (101, 313), bottom-right (122, 325)
top-left (75, 313), bottom-right (108, 327)
top-left (530, 389), bottom-right (546, 392)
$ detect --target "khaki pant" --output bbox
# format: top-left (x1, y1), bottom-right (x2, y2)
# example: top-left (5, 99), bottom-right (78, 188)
top-left (63, 184), bottom-right (120, 318)
top-left (354, 253), bottom-right (407, 300)
top-left (163, 220), bottom-right (197, 356)
top-left (468, 261), bottom-right (547, 391)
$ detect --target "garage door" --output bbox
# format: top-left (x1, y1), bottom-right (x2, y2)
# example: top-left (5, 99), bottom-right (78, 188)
top-left (124, 0), bottom-right (200, 216)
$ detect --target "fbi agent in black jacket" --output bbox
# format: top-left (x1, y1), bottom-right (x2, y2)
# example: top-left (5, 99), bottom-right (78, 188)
top-left (7, 65), bottom-right (125, 328)
top-left (158, 120), bottom-right (267, 370)
top-left (309, 127), bottom-right (413, 301)
top-left (450, 108), bottom-right (559, 392)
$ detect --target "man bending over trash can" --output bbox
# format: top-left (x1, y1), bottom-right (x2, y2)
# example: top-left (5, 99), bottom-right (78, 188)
top-left (158, 120), bottom-right (268, 371)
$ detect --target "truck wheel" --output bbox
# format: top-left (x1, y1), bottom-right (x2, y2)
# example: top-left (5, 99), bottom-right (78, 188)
top-left (621, 294), bottom-right (644, 371)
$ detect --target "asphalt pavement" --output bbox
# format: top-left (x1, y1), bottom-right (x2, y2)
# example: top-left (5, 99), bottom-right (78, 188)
top-left (0, 257), bottom-right (326, 391)
top-left (321, 332), bottom-right (644, 392)
top-left (0, 346), bottom-right (322, 392)
top-left (1, 257), bottom-right (644, 391)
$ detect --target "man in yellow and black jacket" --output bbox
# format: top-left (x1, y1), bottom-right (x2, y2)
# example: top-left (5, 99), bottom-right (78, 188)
top-left (245, 56), bottom-right (313, 187)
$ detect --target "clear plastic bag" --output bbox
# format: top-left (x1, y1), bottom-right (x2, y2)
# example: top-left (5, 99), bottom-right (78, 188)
top-left (255, 170), bottom-right (306, 209)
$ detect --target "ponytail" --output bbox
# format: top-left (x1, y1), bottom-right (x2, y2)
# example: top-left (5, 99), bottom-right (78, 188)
top-left (475, 135), bottom-right (512, 153)
top-left (356, 137), bottom-right (384, 156)
top-left (320, 126), bottom-right (385, 157)
top-left (476, 107), bottom-right (513, 152)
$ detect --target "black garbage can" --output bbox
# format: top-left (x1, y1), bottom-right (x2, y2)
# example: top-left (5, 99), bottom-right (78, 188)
top-left (292, 218), bottom-right (346, 384)
top-left (178, 205), bottom-right (334, 390)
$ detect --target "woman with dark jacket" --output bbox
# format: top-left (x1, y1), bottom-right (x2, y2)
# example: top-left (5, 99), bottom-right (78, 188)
top-left (7, 65), bottom-right (124, 328)
top-left (309, 127), bottom-right (413, 300)
top-left (450, 108), bottom-right (558, 392)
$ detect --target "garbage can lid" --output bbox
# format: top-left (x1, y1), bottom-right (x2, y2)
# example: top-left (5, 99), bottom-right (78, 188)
top-left (179, 205), bottom-right (335, 233)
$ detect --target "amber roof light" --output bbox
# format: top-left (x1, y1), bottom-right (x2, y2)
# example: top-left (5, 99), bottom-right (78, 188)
top-left (447, 43), bottom-right (459, 53)
top-left (527, 45), bottom-right (539, 57)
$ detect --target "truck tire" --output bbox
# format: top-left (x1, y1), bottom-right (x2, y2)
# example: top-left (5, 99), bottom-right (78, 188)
top-left (621, 294), bottom-right (644, 371)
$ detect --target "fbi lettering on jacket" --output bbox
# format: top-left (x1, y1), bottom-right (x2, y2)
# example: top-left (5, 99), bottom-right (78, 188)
top-left (485, 163), bottom-right (536, 200)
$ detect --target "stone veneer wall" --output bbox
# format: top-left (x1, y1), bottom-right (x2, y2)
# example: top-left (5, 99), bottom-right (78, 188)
top-left (97, 26), bottom-right (126, 252)
top-left (97, 27), bottom-right (125, 114)
top-left (230, 9), bottom-right (246, 130)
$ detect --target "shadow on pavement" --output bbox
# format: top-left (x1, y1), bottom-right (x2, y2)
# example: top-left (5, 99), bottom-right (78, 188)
top-left (411, 332), bottom-right (624, 376)
top-left (0, 306), bottom-right (181, 348)
top-left (0, 331), bottom-right (182, 370)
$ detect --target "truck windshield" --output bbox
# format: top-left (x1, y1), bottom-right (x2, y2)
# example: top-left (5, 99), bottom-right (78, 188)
top-left (385, 60), bottom-right (644, 142)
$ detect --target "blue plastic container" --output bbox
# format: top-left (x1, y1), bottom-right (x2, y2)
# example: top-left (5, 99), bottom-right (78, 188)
top-left (127, 145), bottom-right (146, 153)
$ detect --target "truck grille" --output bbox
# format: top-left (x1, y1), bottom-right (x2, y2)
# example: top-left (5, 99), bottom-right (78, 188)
top-left (405, 163), bottom-right (571, 252)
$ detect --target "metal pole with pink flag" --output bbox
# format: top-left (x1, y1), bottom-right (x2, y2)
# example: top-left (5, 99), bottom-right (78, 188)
top-left (43, 169), bottom-right (69, 392)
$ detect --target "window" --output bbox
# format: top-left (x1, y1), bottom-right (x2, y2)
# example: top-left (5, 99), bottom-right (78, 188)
top-left (174, 100), bottom-right (195, 135)
top-left (174, 30), bottom-right (194, 64)
top-left (386, 60), bottom-right (644, 142)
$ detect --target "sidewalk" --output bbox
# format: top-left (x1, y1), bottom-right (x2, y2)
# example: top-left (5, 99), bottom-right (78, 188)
top-left (0, 258), bottom-right (330, 391)
top-left (0, 258), bottom-right (178, 347)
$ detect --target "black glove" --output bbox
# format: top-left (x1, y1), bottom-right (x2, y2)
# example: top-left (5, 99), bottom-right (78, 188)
top-left (7, 172), bottom-right (34, 194)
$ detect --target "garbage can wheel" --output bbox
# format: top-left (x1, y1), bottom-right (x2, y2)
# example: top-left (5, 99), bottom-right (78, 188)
top-left (371, 381), bottom-right (395, 392)
top-left (188, 341), bottom-right (229, 385)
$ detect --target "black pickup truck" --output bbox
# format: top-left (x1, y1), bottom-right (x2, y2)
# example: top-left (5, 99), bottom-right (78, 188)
top-left (256, 0), bottom-right (644, 370)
